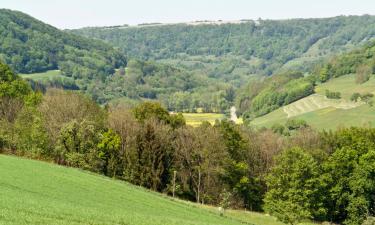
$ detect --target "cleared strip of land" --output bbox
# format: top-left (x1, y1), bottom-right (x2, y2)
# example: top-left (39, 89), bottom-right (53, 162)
top-left (283, 94), bottom-right (363, 118)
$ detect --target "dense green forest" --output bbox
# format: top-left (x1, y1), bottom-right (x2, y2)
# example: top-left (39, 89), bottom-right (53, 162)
top-left (0, 9), bottom-right (126, 88)
top-left (72, 16), bottom-right (375, 76)
top-left (317, 40), bottom-right (375, 82)
top-left (71, 16), bottom-right (375, 113)
top-left (90, 59), bottom-right (235, 110)
top-left (1, 61), bottom-right (375, 225)
top-left (0, 9), bottom-right (234, 111)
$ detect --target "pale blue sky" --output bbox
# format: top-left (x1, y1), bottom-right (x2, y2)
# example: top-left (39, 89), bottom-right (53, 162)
top-left (1, 0), bottom-right (375, 29)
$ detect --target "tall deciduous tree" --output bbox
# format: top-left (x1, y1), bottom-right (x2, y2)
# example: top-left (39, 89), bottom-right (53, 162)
top-left (264, 148), bottom-right (325, 225)
top-left (174, 124), bottom-right (227, 204)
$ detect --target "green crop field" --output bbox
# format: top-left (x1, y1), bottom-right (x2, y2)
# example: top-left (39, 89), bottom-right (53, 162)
top-left (20, 70), bottom-right (61, 81)
top-left (0, 154), bottom-right (245, 225)
top-left (251, 74), bottom-right (375, 130)
top-left (183, 113), bottom-right (225, 126)
top-left (0, 154), bottom-right (319, 225)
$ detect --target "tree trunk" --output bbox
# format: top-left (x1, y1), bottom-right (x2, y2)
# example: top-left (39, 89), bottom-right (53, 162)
top-left (172, 170), bottom-right (177, 198)
top-left (197, 168), bottom-right (201, 204)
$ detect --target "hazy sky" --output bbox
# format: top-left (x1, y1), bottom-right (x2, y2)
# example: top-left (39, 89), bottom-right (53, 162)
top-left (1, 0), bottom-right (375, 29)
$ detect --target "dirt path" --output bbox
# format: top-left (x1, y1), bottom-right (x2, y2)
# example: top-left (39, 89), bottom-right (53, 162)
top-left (230, 106), bottom-right (238, 122)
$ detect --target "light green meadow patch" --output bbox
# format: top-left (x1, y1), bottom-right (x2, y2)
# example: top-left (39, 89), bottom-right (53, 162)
top-left (315, 74), bottom-right (375, 99)
top-left (20, 70), bottom-right (61, 81)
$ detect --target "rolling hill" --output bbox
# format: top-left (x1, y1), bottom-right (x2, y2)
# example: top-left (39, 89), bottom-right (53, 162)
top-left (0, 154), bottom-right (243, 225)
top-left (251, 74), bottom-right (375, 130)
top-left (0, 9), bottom-right (235, 109)
top-left (72, 15), bottom-right (375, 76)
top-left (0, 154), bottom-right (316, 225)
top-left (0, 9), bottom-right (126, 83)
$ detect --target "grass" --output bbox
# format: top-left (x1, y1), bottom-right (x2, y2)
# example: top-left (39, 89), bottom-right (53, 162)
top-left (315, 74), bottom-right (375, 99)
top-left (225, 210), bottom-right (285, 225)
top-left (19, 70), bottom-right (61, 81)
top-left (183, 113), bottom-right (225, 126)
top-left (224, 210), bottom-right (316, 225)
top-left (0, 154), bottom-right (321, 225)
top-left (282, 94), bottom-right (362, 118)
top-left (294, 104), bottom-right (374, 129)
top-left (0, 154), bottom-right (247, 225)
top-left (199, 205), bottom-right (316, 225)
top-left (251, 74), bottom-right (375, 130)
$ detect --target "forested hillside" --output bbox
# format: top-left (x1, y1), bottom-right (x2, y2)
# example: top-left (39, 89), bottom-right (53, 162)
top-left (71, 16), bottom-right (375, 112)
top-left (0, 9), bottom-right (234, 110)
top-left (0, 9), bottom-right (126, 84)
top-left (73, 16), bottom-right (375, 76)
top-left (88, 59), bottom-right (235, 109)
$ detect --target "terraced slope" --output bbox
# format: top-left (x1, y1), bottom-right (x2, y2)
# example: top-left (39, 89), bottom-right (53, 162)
top-left (283, 94), bottom-right (363, 118)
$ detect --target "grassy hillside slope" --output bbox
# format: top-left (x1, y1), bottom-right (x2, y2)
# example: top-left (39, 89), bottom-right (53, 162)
top-left (251, 74), bottom-right (375, 130)
top-left (0, 154), bottom-right (319, 225)
top-left (0, 154), bottom-right (249, 225)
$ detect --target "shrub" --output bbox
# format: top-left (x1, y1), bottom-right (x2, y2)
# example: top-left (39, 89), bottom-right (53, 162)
top-left (325, 90), bottom-right (341, 99)
top-left (351, 93), bottom-right (361, 102)
top-left (351, 92), bottom-right (374, 105)
top-left (286, 119), bottom-right (308, 130)
top-left (355, 64), bottom-right (372, 84)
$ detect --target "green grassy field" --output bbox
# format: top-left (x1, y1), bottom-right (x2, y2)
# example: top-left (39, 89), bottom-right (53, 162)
top-left (0, 154), bottom-right (245, 225)
top-left (251, 74), bottom-right (375, 130)
top-left (20, 70), bottom-right (61, 81)
top-left (315, 74), bottom-right (375, 99)
top-left (0, 154), bottom-right (319, 225)
top-left (223, 210), bottom-right (315, 225)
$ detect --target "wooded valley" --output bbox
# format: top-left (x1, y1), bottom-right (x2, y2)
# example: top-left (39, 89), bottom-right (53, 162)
top-left (1, 7), bottom-right (375, 225)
